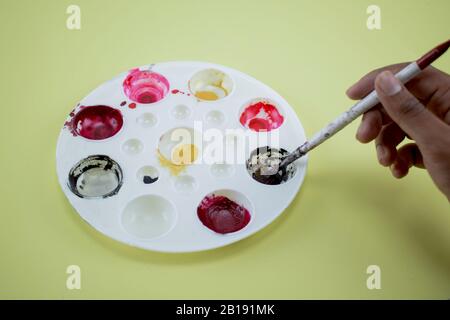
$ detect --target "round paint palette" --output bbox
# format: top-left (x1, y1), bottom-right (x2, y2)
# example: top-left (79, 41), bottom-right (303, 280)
top-left (56, 61), bottom-right (308, 252)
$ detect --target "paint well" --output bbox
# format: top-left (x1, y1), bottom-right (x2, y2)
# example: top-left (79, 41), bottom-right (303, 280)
top-left (171, 104), bottom-right (191, 120)
top-left (137, 166), bottom-right (159, 184)
top-left (68, 155), bottom-right (123, 198)
top-left (122, 138), bottom-right (144, 155)
top-left (121, 195), bottom-right (176, 239)
top-left (189, 69), bottom-right (233, 101)
top-left (123, 69), bottom-right (170, 104)
top-left (240, 100), bottom-right (284, 132)
top-left (246, 146), bottom-right (296, 185)
top-left (66, 105), bottom-right (123, 140)
top-left (210, 163), bottom-right (234, 178)
top-left (205, 110), bottom-right (225, 127)
top-left (136, 112), bottom-right (157, 128)
top-left (197, 190), bottom-right (252, 234)
top-left (157, 127), bottom-right (199, 175)
top-left (173, 175), bottom-right (197, 194)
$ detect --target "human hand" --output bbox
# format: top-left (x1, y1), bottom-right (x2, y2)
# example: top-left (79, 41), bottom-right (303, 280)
top-left (346, 63), bottom-right (450, 201)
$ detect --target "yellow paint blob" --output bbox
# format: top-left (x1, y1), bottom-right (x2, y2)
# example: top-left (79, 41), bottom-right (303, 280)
top-left (195, 91), bottom-right (219, 101)
top-left (194, 80), bottom-right (228, 101)
top-left (171, 144), bottom-right (198, 165)
top-left (157, 144), bottom-right (199, 176)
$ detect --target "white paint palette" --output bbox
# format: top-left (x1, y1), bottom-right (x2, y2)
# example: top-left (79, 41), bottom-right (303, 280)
top-left (56, 61), bottom-right (307, 252)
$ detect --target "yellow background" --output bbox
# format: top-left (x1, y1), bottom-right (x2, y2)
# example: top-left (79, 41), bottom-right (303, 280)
top-left (0, 0), bottom-right (449, 299)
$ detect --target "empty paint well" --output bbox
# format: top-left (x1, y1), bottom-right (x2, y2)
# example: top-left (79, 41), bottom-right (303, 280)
top-left (123, 69), bottom-right (170, 104)
top-left (197, 190), bottom-right (252, 234)
top-left (173, 175), bottom-right (197, 194)
top-left (122, 138), bottom-right (144, 155)
top-left (68, 155), bottom-right (123, 198)
top-left (171, 104), bottom-right (191, 120)
top-left (204, 110), bottom-right (225, 127)
top-left (246, 146), bottom-right (296, 185)
top-left (239, 99), bottom-right (284, 132)
top-left (137, 166), bottom-right (159, 184)
top-left (136, 112), bottom-right (158, 128)
top-left (189, 69), bottom-right (233, 101)
top-left (66, 105), bottom-right (123, 140)
top-left (121, 195), bottom-right (177, 239)
top-left (210, 163), bottom-right (235, 178)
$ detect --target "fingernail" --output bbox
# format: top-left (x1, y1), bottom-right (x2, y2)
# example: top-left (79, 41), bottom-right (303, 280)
top-left (390, 164), bottom-right (402, 179)
top-left (377, 72), bottom-right (402, 96)
top-left (376, 144), bottom-right (388, 164)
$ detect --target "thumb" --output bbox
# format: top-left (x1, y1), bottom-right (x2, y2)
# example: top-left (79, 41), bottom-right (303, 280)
top-left (374, 71), bottom-right (444, 145)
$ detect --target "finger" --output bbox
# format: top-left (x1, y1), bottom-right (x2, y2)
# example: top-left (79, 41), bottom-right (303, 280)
top-left (401, 66), bottom-right (449, 103)
top-left (374, 71), bottom-right (446, 146)
top-left (346, 64), bottom-right (445, 102)
top-left (375, 122), bottom-right (406, 166)
top-left (346, 63), bottom-right (407, 100)
top-left (390, 143), bottom-right (424, 179)
top-left (425, 84), bottom-right (450, 124)
top-left (378, 107), bottom-right (393, 124)
top-left (356, 108), bottom-right (383, 143)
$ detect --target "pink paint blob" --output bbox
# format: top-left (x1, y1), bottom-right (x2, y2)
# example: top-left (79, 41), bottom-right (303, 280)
top-left (239, 101), bottom-right (284, 132)
top-left (66, 105), bottom-right (123, 140)
top-left (197, 195), bottom-right (251, 234)
top-left (123, 69), bottom-right (170, 104)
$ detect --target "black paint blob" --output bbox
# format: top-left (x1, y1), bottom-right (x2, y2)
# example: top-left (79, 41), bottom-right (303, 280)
top-left (246, 147), bottom-right (296, 185)
top-left (143, 175), bottom-right (158, 184)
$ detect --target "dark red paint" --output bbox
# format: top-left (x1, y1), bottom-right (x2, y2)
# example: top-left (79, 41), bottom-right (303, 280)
top-left (417, 39), bottom-right (450, 69)
top-left (171, 89), bottom-right (187, 95)
top-left (197, 195), bottom-right (251, 234)
top-left (239, 101), bottom-right (284, 132)
top-left (66, 105), bottom-right (123, 140)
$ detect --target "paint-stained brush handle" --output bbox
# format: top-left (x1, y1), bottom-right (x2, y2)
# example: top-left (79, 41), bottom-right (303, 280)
top-left (280, 39), bottom-right (450, 169)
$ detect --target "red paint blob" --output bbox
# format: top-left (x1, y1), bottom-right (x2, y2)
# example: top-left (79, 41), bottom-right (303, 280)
top-left (68, 105), bottom-right (123, 140)
top-left (239, 101), bottom-right (284, 132)
top-left (171, 89), bottom-right (187, 95)
top-left (128, 103), bottom-right (136, 109)
top-left (197, 195), bottom-right (251, 234)
top-left (123, 69), bottom-right (170, 104)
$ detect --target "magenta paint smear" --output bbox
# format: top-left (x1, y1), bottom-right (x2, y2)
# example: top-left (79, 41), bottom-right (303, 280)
top-left (197, 195), bottom-right (251, 234)
top-left (239, 101), bottom-right (284, 132)
top-left (65, 105), bottom-right (123, 140)
top-left (123, 69), bottom-right (170, 104)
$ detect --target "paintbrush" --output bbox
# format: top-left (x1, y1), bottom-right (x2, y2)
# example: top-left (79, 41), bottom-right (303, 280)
top-left (273, 39), bottom-right (450, 176)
